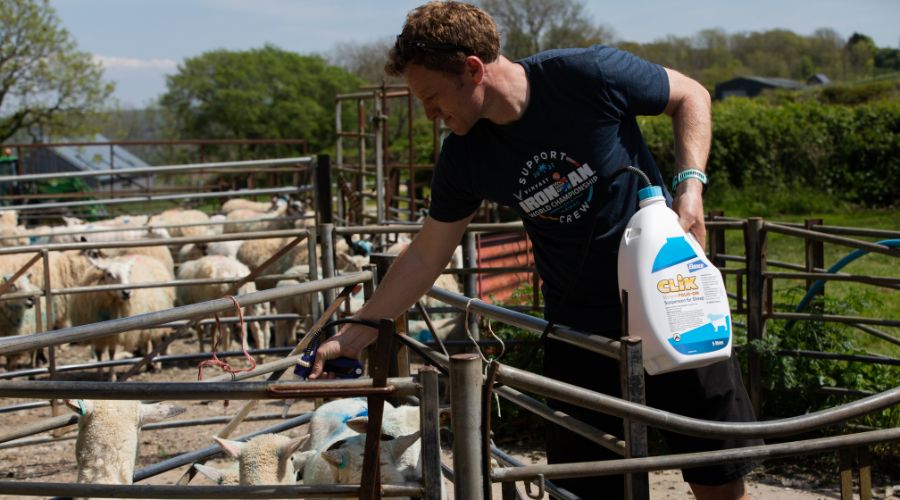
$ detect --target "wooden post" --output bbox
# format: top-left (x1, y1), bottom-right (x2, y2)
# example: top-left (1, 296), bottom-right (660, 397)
top-left (707, 210), bottom-right (726, 268)
top-left (744, 218), bottom-right (767, 418)
top-left (805, 218), bottom-right (825, 302)
top-left (620, 291), bottom-right (649, 500)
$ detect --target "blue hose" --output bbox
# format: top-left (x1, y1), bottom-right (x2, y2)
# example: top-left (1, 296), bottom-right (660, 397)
top-left (786, 239), bottom-right (900, 330)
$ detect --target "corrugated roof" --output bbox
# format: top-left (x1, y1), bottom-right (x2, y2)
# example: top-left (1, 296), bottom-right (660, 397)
top-left (51, 134), bottom-right (149, 171)
top-left (732, 76), bottom-right (805, 89)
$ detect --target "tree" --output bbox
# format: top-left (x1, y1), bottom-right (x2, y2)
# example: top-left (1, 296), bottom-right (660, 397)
top-left (477, 0), bottom-right (615, 59)
top-left (846, 33), bottom-right (876, 78)
top-left (160, 45), bottom-right (364, 153)
top-left (328, 37), bottom-right (400, 85)
top-left (0, 0), bottom-right (113, 143)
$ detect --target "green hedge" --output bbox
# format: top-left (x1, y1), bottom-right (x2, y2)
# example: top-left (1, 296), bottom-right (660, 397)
top-left (639, 99), bottom-right (900, 208)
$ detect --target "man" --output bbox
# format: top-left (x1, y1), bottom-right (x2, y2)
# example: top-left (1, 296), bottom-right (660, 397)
top-left (312, 2), bottom-right (759, 498)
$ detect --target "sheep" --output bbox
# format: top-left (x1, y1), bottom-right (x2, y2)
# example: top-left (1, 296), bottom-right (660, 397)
top-left (50, 221), bottom-right (170, 243)
top-left (149, 208), bottom-right (212, 238)
top-left (0, 250), bottom-right (95, 331)
top-left (193, 462), bottom-right (240, 485)
top-left (304, 431), bottom-right (422, 496)
top-left (176, 240), bottom-right (242, 265)
top-left (65, 399), bottom-right (184, 486)
top-left (0, 273), bottom-right (39, 370)
top-left (212, 433), bottom-right (305, 485)
top-left (90, 245), bottom-right (174, 276)
top-left (272, 264), bottom-right (315, 347)
top-left (221, 197), bottom-right (278, 214)
top-left (70, 255), bottom-right (175, 369)
top-left (300, 403), bottom-right (429, 499)
top-left (208, 214), bottom-right (228, 235)
top-left (0, 209), bottom-right (18, 227)
top-left (0, 224), bottom-right (29, 247)
top-left (176, 255), bottom-right (270, 350)
top-left (236, 237), bottom-right (308, 291)
top-left (223, 197), bottom-right (304, 234)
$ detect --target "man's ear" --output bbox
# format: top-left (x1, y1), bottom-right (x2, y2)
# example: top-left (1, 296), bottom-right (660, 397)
top-left (465, 56), bottom-right (485, 84)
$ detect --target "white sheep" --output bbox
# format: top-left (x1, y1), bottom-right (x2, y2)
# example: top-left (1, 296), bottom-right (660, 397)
top-left (208, 214), bottom-right (228, 235)
top-left (0, 224), bottom-right (29, 247)
top-left (300, 404), bottom-right (427, 498)
top-left (193, 462), bottom-right (240, 485)
top-left (149, 208), bottom-right (212, 238)
top-left (213, 433), bottom-right (305, 485)
top-left (176, 255), bottom-right (270, 350)
top-left (223, 198), bottom-right (304, 234)
top-left (221, 197), bottom-right (278, 214)
top-left (0, 250), bottom-right (95, 331)
top-left (236, 237), bottom-right (309, 291)
top-left (91, 245), bottom-right (175, 276)
top-left (66, 399), bottom-right (184, 486)
top-left (0, 273), bottom-right (39, 370)
top-left (70, 255), bottom-right (175, 368)
top-left (272, 264), bottom-right (316, 347)
top-left (0, 209), bottom-right (18, 227)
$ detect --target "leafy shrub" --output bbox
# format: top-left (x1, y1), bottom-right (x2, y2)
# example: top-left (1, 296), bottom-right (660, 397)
top-left (641, 98), bottom-right (900, 209)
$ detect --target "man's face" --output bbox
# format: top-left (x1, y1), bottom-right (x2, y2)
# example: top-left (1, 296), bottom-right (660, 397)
top-left (404, 63), bottom-right (482, 136)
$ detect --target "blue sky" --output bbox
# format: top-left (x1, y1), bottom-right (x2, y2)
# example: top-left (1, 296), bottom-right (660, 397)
top-left (52, 0), bottom-right (899, 108)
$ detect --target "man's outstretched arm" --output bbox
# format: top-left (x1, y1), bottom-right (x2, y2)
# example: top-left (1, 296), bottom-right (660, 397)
top-left (310, 212), bottom-right (476, 378)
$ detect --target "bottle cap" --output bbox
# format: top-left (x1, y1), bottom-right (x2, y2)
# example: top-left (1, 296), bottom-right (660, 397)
top-left (638, 185), bottom-right (663, 201)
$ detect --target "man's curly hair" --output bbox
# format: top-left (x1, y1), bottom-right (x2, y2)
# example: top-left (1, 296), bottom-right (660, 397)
top-left (385, 1), bottom-right (500, 76)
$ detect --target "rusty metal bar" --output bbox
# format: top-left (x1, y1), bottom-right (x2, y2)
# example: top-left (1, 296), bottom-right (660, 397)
top-left (494, 363), bottom-right (900, 439)
top-left (0, 378), bottom-right (417, 401)
top-left (0, 272), bottom-right (373, 356)
top-left (766, 222), bottom-right (900, 258)
top-left (490, 428), bottom-right (900, 482)
top-left (0, 482), bottom-right (423, 498)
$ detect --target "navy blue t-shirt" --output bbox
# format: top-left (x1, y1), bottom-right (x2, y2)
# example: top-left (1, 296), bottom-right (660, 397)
top-left (429, 46), bottom-right (669, 327)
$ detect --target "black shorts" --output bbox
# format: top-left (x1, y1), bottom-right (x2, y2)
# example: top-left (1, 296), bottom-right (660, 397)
top-left (543, 336), bottom-right (762, 498)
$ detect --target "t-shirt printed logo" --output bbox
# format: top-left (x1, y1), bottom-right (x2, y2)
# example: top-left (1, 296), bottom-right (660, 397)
top-left (513, 150), bottom-right (598, 224)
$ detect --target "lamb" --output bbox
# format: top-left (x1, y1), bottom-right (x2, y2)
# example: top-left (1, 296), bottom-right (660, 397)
top-left (299, 403), bottom-right (428, 498)
top-left (65, 399), bottom-right (184, 486)
top-left (176, 255), bottom-right (270, 350)
top-left (208, 214), bottom-right (228, 235)
top-left (212, 433), bottom-right (305, 485)
top-left (193, 462), bottom-right (240, 485)
top-left (70, 255), bottom-right (175, 367)
top-left (0, 273), bottom-right (39, 370)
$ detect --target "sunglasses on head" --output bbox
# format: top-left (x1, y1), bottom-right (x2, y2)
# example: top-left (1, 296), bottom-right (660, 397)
top-left (396, 34), bottom-right (471, 54)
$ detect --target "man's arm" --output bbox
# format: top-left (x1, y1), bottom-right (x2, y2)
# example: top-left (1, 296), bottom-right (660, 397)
top-left (663, 67), bottom-right (712, 247)
top-left (309, 213), bottom-right (476, 378)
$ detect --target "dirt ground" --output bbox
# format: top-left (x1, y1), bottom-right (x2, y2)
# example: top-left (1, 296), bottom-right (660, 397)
top-left (0, 338), bottom-right (897, 499)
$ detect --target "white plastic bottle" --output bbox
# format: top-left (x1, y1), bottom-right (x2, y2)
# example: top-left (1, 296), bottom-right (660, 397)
top-left (617, 185), bottom-right (732, 375)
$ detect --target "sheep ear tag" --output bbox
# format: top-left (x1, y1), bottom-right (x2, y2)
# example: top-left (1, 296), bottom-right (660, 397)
top-left (65, 399), bottom-right (93, 416)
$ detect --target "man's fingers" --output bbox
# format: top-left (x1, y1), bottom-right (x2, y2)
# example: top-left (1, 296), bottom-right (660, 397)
top-left (308, 345), bottom-right (329, 379)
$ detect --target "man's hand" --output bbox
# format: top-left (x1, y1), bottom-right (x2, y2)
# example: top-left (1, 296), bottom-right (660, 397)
top-left (308, 324), bottom-right (378, 379)
top-left (672, 178), bottom-right (706, 249)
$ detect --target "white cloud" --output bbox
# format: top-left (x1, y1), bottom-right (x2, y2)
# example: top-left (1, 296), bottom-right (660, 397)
top-left (93, 55), bottom-right (178, 71)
